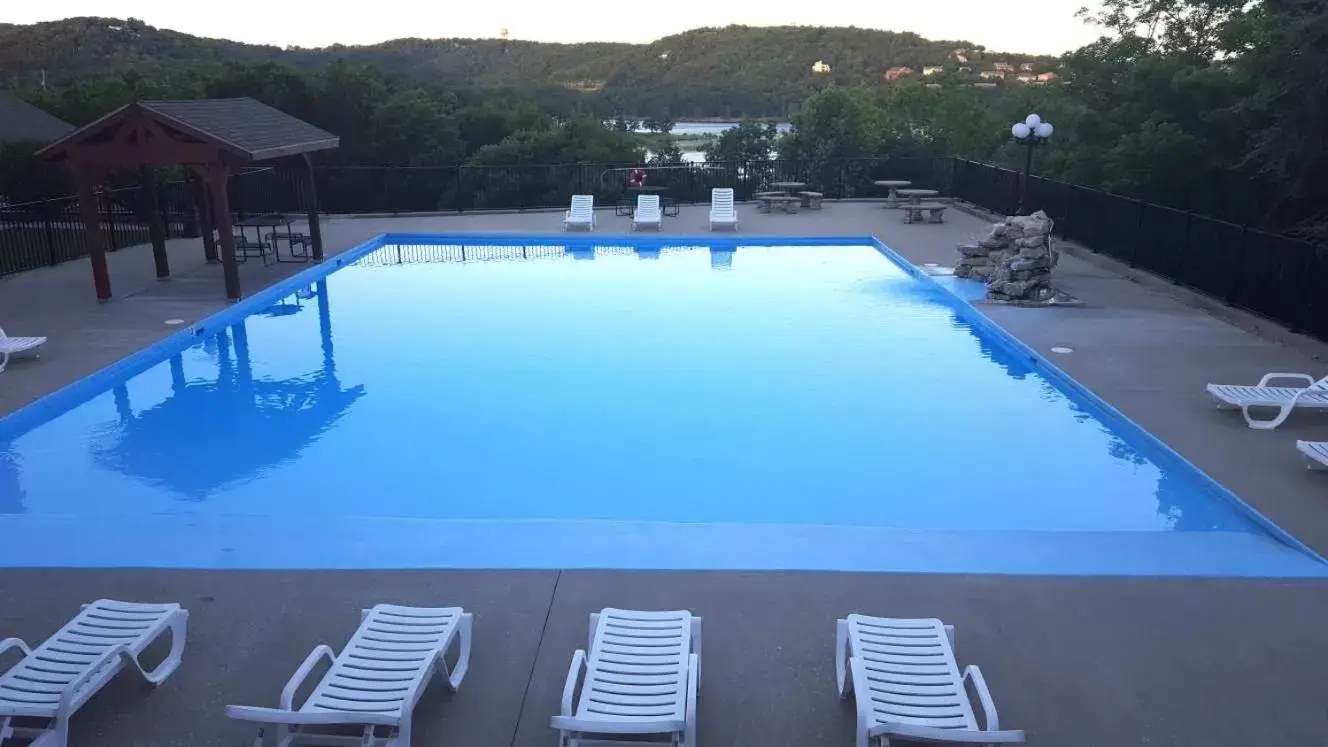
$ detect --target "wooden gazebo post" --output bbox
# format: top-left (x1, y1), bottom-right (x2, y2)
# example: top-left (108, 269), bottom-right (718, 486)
top-left (204, 166), bottom-right (242, 301)
top-left (139, 165), bottom-right (170, 279)
top-left (189, 173), bottom-right (219, 263)
top-left (300, 154), bottom-right (324, 261)
top-left (71, 166), bottom-right (112, 302)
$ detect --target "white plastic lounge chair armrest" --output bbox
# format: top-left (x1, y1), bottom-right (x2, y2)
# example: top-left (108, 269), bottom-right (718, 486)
top-left (550, 716), bottom-right (687, 735)
top-left (0, 638), bottom-right (31, 676)
top-left (60, 644), bottom-right (132, 710)
top-left (962, 664), bottom-right (1000, 731)
top-left (280, 645), bottom-right (336, 710)
top-left (559, 649), bottom-right (587, 717)
top-left (226, 705), bottom-right (402, 727)
top-left (1256, 373), bottom-right (1315, 388)
top-left (870, 722), bottom-right (1025, 743)
top-left (0, 637), bottom-right (31, 658)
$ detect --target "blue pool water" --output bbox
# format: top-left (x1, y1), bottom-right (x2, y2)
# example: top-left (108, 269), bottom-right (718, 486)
top-left (0, 235), bottom-right (1322, 575)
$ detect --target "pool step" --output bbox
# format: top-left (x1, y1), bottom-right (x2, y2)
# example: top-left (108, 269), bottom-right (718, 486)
top-left (0, 514), bottom-right (1323, 577)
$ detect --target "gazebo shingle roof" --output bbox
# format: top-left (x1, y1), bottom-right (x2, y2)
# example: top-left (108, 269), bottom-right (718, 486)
top-left (38, 97), bottom-right (338, 162)
top-left (0, 91), bottom-right (74, 144)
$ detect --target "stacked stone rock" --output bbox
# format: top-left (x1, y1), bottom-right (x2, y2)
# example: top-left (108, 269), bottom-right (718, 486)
top-left (954, 211), bottom-right (1057, 302)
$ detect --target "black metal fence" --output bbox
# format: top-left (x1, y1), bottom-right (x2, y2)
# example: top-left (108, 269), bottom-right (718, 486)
top-left (0, 168), bottom-right (293, 277)
top-left (952, 159), bottom-right (1328, 339)
top-left (0, 157), bottom-right (949, 275)
top-left (307, 157), bottom-right (954, 214)
top-left (7, 156), bottom-right (1327, 341)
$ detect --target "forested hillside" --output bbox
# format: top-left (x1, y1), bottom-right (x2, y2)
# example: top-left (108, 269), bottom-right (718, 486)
top-left (0, 17), bottom-right (1050, 116)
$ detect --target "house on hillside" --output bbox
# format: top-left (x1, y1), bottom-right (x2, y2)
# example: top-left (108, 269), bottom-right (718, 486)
top-left (951, 49), bottom-right (969, 62)
top-left (922, 66), bottom-right (944, 76)
top-left (0, 91), bottom-right (73, 145)
top-left (812, 60), bottom-right (832, 73)
top-left (884, 66), bottom-right (914, 81)
top-left (973, 82), bottom-right (999, 89)
top-left (993, 61), bottom-right (1015, 72)
top-left (958, 66), bottom-right (974, 74)
top-left (1037, 72), bottom-right (1060, 83)
top-left (979, 70), bottom-right (1006, 80)
top-left (1020, 62), bottom-right (1035, 72)
top-left (1016, 73), bottom-right (1036, 83)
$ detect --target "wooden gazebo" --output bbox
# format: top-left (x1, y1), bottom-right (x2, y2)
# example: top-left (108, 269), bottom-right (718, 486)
top-left (37, 98), bottom-right (339, 301)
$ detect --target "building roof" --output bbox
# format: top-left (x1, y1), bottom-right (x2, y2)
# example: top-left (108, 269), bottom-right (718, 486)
top-left (38, 97), bottom-right (338, 163)
top-left (0, 91), bottom-right (75, 144)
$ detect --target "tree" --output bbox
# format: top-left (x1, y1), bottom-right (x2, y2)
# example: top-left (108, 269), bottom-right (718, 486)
top-left (780, 88), bottom-right (886, 163)
top-left (702, 120), bottom-right (778, 162)
top-left (641, 113), bottom-right (675, 134)
top-left (647, 140), bottom-right (686, 166)
top-left (368, 89), bottom-right (463, 166)
top-left (468, 117), bottom-right (644, 165)
top-left (1077, 0), bottom-right (1247, 59)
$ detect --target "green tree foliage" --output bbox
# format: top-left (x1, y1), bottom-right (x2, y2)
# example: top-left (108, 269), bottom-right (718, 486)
top-left (468, 118), bottom-right (643, 165)
top-left (701, 121), bottom-right (779, 162)
top-left (0, 18), bottom-right (1051, 117)
top-left (1, 11), bottom-right (1322, 238)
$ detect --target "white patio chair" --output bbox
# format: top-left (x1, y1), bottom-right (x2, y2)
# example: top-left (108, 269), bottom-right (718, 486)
top-left (0, 599), bottom-right (188, 747)
top-left (633, 195), bottom-right (662, 231)
top-left (0, 326), bottom-right (46, 374)
top-left (226, 603), bottom-right (471, 747)
top-left (837, 614), bottom-right (1024, 747)
top-left (1207, 373), bottom-right (1328, 429)
top-left (1296, 440), bottom-right (1328, 470)
top-left (552, 608), bottom-right (700, 747)
top-left (709, 188), bottom-right (738, 231)
top-left (564, 195), bottom-right (595, 231)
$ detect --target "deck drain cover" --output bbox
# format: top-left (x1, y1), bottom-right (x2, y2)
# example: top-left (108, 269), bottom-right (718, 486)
top-left (1050, 346), bottom-right (1073, 354)
top-left (165, 319), bottom-right (185, 325)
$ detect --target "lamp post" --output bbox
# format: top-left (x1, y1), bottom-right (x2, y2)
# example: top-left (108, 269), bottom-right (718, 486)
top-left (1011, 113), bottom-right (1053, 215)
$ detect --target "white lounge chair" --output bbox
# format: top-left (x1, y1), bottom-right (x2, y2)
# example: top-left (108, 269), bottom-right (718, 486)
top-left (1207, 373), bottom-right (1328, 429)
top-left (552, 608), bottom-right (700, 747)
top-left (633, 195), bottom-right (662, 231)
top-left (226, 603), bottom-right (471, 747)
top-left (836, 614), bottom-right (1024, 747)
top-left (0, 326), bottom-right (45, 374)
top-left (0, 599), bottom-right (188, 747)
top-left (564, 195), bottom-right (595, 231)
top-left (709, 188), bottom-right (738, 231)
top-left (1296, 440), bottom-right (1328, 470)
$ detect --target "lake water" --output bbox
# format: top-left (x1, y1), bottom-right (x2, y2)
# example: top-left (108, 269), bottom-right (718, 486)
top-left (658, 121), bottom-right (793, 136)
top-left (641, 121), bottom-right (792, 162)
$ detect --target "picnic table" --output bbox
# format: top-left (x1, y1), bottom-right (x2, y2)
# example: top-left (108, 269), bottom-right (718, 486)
top-left (874, 180), bottom-right (912, 206)
top-left (895, 188), bottom-right (940, 205)
top-left (233, 214), bottom-right (309, 265)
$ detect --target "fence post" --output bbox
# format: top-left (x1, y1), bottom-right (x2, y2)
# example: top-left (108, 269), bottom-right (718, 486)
top-left (1226, 225), bottom-right (1248, 304)
top-left (1174, 211), bottom-right (1193, 285)
top-left (43, 213), bottom-right (58, 266)
top-left (1128, 199), bottom-right (1146, 268)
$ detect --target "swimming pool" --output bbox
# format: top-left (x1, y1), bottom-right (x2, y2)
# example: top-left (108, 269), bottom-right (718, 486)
top-left (0, 234), bottom-right (1322, 575)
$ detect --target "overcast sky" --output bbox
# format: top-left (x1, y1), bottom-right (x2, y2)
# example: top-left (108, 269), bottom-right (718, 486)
top-left (3, 1), bottom-right (1104, 56)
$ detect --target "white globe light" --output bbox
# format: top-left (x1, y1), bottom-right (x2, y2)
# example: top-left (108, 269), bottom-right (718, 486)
top-left (1025, 113), bottom-right (1041, 128)
top-left (1011, 122), bottom-right (1031, 139)
top-left (1034, 122), bottom-right (1054, 138)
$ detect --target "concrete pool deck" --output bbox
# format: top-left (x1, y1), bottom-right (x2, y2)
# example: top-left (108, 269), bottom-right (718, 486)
top-left (4, 200), bottom-right (1328, 744)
